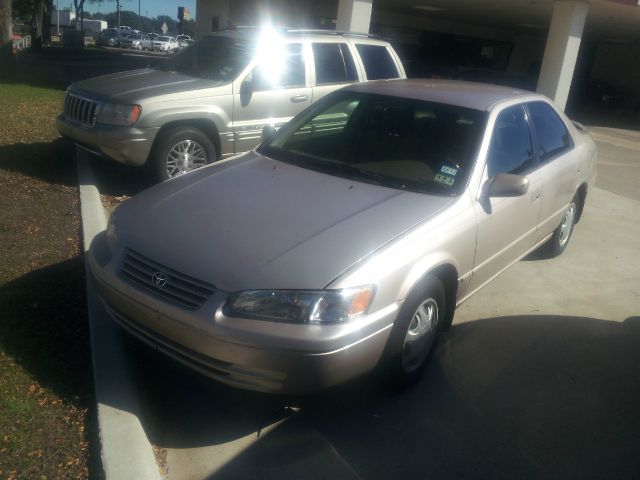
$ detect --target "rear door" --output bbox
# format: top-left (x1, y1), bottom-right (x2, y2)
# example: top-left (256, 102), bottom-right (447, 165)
top-left (468, 104), bottom-right (543, 295)
top-left (310, 41), bottom-right (360, 103)
top-left (526, 101), bottom-right (580, 242)
top-left (232, 42), bottom-right (311, 153)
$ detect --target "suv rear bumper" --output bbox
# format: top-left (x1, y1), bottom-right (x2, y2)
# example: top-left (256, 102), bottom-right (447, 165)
top-left (56, 114), bottom-right (159, 166)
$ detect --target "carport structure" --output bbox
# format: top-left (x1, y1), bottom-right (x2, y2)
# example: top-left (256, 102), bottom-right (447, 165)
top-left (195, 0), bottom-right (640, 113)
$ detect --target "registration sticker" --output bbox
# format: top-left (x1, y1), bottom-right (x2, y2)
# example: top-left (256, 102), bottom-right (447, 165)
top-left (434, 173), bottom-right (455, 186)
top-left (439, 165), bottom-right (458, 176)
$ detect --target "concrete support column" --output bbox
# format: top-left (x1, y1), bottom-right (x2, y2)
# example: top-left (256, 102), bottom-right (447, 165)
top-left (336, 0), bottom-right (372, 34)
top-left (536, 1), bottom-right (589, 110)
top-left (195, 0), bottom-right (229, 39)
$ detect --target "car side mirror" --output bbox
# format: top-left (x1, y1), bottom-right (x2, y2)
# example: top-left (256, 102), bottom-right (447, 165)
top-left (486, 173), bottom-right (529, 197)
top-left (261, 125), bottom-right (277, 143)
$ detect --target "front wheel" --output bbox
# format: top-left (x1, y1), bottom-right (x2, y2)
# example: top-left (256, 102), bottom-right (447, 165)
top-left (546, 194), bottom-right (578, 257)
top-left (149, 126), bottom-right (216, 182)
top-left (381, 276), bottom-right (445, 389)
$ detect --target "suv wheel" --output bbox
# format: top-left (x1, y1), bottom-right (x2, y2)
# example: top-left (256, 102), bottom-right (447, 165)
top-left (150, 126), bottom-right (216, 182)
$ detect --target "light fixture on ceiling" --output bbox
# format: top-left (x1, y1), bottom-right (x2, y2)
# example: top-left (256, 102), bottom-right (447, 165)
top-left (412, 5), bottom-right (446, 12)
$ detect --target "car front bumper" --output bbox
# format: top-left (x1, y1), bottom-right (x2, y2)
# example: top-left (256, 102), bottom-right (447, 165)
top-left (87, 237), bottom-right (398, 394)
top-left (56, 114), bottom-right (159, 166)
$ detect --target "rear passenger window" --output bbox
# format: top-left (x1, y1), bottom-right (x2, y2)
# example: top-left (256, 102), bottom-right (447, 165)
top-left (487, 105), bottom-right (534, 177)
top-left (355, 44), bottom-right (399, 80)
top-left (527, 102), bottom-right (572, 161)
top-left (312, 43), bottom-right (358, 85)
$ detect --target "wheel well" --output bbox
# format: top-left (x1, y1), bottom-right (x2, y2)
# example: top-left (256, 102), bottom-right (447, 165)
top-left (576, 183), bottom-right (588, 223)
top-left (154, 119), bottom-right (222, 160)
top-left (423, 264), bottom-right (458, 331)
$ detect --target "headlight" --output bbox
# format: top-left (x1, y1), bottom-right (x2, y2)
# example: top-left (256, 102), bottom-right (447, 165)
top-left (225, 286), bottom-right (374, 324)
top-left (98, 102), bottom-right (142, 126)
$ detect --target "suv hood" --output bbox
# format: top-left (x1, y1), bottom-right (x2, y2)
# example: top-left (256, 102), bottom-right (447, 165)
top-left (115, 152), bottom-right (454, 292)
top-left (70, 69), bottom-right (228, 102)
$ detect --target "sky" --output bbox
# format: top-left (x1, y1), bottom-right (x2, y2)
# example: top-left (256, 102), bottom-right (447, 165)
top-left (75, 0), bottom-right (197, 21)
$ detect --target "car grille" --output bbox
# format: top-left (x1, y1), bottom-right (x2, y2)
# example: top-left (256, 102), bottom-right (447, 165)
top-left (119, 249), bottom-right (216, 310)
top-left (64, 93), bottom-right (98, 127)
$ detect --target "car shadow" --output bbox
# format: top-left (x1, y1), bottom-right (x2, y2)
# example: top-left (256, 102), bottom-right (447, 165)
top-left (0, 138), bottom-right (77, 187)
top-left (125, 314), bottom-right (640, 479)
top-left (0, 257), bottom-right (104, 478)
top-left (83, 151), bottom-right (155, 198)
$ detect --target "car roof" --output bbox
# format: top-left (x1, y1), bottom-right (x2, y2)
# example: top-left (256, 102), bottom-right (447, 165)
top-left (342, 79), bottom-right (543, 111)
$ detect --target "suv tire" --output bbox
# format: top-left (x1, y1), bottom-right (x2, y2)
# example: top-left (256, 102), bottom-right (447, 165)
top-left (150, 126), bottom-right (216, 182)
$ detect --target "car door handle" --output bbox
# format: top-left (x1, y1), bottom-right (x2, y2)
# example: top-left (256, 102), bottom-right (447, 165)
top-left (290, 95), bottom-right (308, 103)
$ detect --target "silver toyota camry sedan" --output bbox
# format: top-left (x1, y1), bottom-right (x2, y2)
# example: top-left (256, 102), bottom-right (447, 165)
top-left (88, 79), bottom-right (597, 394)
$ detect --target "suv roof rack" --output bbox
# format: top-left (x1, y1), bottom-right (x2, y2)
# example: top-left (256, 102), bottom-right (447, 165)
top-left (283, 28), bottom-right (381, 39)
top-left (218, 26), bottom-right (380, 40)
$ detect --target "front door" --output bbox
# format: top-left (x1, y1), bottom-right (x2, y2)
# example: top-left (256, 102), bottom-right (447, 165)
top-left (468, 104), bottom-right (543, 295)
top-left (233, 42), bottom-right (311, 153)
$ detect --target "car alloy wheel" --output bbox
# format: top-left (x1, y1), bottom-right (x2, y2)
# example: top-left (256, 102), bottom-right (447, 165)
top-left (165, 140), bottom-right (208, 178)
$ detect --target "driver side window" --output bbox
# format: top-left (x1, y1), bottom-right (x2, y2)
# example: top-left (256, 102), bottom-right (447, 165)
top-left (251, 43), bottom-right (306, 91)
top-left (487, 105), bottom-right (534, 178)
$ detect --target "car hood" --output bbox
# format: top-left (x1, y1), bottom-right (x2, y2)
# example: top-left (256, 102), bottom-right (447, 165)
top-left (70, 69), bottom-right (227, 102)
top-left (114, 152), bottom-right (455, 292)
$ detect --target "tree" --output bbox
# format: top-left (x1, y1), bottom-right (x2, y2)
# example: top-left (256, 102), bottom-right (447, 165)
top-left (0, 0), bottom-right (13, 80)
top-left (0, 0), bottom-right (12, 44)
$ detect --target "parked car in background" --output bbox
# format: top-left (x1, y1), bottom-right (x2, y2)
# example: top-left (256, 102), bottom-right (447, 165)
top-left (120, 34), bottom-right (152, 50)
top-left (57, 28), bottom-right (406, 181)
top-left (148, 32), bottom-right (159, 39)
top-left (96, 30), bottom-right (119, 47)
top-left (88, 79), bottom-right (596, 394)
top-left (152, 36), bottom-right (179, 53)
top-left (176, 34), bottom-right (191, 42)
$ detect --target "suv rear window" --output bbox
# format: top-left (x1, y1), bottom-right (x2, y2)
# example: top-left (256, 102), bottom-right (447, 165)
top-left (312, 43), bottom-right (358, 85)
top-left (355, 44), bottom-right (399, 80)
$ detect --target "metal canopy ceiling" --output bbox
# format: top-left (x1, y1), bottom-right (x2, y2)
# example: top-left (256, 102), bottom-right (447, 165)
top-left (374, 0), bottom-right (640, 42)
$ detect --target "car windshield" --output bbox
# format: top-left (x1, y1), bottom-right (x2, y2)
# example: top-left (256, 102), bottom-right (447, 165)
top-left (260, 91), bottom-right (488, 196)
top-left (158, 36), bottom-right (169, 41)
top-left (159, 36), bottom-right (253, 82)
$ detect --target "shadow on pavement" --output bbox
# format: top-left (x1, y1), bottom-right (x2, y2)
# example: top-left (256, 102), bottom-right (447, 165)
top-left (85, 153), bottom-right (154, 198)
top-left (127, 314), bottom-right (640, 479)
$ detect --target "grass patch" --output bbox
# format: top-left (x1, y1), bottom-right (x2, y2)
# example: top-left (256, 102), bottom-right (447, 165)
top-left (0, 81), bottom-right (99, 478)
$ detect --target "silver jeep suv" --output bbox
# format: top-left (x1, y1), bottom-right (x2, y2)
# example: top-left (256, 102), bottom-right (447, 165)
top-left (56, 28), bottom-right (406, 181)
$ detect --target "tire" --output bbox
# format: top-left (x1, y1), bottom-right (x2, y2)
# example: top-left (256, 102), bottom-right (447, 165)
top-left (149, 126), bottom-right (216, 182)
top-left (546, 194), bottom-right (579, 257)
top-left (381, 275), bottom-right (445, 389)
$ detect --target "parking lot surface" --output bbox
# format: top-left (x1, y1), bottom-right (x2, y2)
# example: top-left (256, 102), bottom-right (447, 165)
top-left (89, 127), bottom-right (640, 479)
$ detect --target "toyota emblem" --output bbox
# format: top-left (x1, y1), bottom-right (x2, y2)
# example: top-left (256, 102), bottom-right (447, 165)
top-left (151, 271), bottom-right (167, 288)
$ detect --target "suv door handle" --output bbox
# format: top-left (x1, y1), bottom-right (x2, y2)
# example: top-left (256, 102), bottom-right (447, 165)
top-left (290, 95), bottom-right (308, 103)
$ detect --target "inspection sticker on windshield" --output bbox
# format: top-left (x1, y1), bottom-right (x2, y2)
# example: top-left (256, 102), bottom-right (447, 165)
top-left (439, 165), bottom-right (458, 176)
top-left (434, 173), bottom-right (455, 186)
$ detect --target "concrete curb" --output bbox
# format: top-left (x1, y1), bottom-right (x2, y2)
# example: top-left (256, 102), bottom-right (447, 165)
top-left (77, 150), bottom-right (161, 480)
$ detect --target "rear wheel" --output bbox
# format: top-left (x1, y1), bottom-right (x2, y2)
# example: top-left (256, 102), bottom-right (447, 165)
top-left (546, 194), bottom-right (578, 257)
top-left (149, 126), bottom-right (216, 182)
top-left (381, 276), bottom-right (445, 389)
